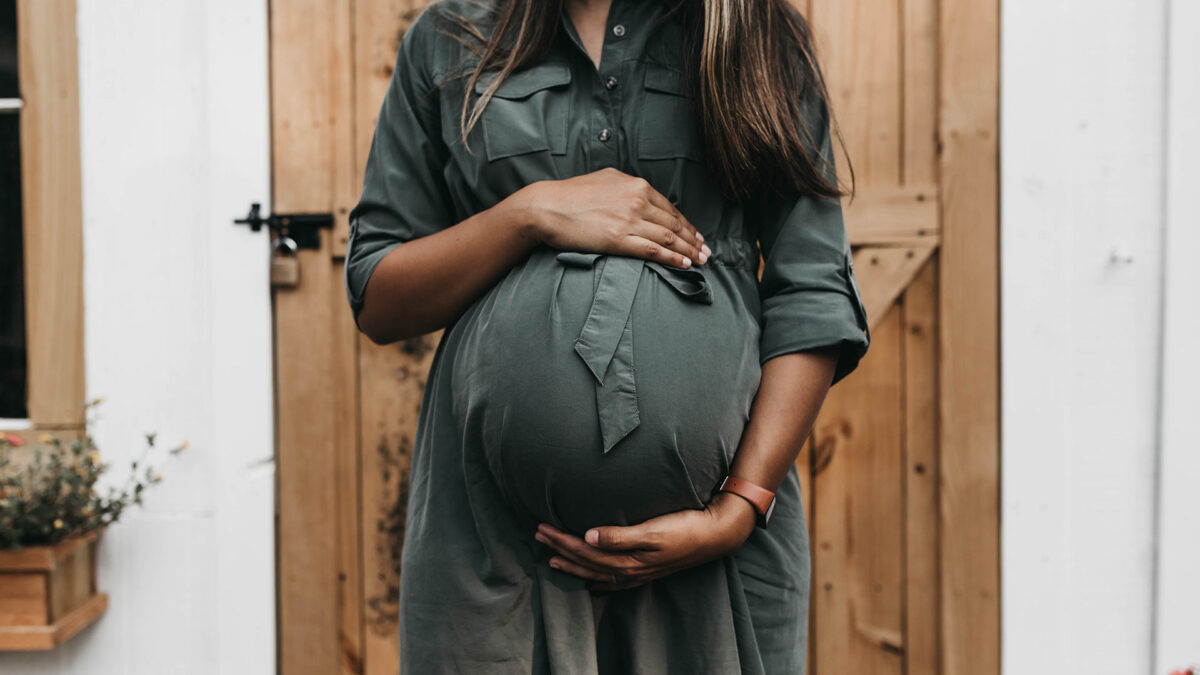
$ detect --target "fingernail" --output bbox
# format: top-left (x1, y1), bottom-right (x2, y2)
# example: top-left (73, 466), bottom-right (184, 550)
top-left (702, 244), bottom-right (711, 257)
top-left (681, 257), bottom-right (691, 268)
top-left (698, 250), bottom-right (708, 264)
top-left (696, 232), bottom-right (705, 242)
top-left (549, 559), bottom-right (561, 570)
top-left (586, 530), bottom-right (599, 546)
top-left (535, 533), bottom-right (548, 545)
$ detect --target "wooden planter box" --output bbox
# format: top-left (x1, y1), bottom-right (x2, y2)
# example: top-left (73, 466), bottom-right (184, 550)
top-left (0, 531), bottom-right (108, 650)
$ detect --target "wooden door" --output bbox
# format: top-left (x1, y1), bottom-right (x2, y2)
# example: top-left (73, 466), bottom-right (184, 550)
top-left (268, 1), bottom-right (999, 674)
top-left (800, 0), bottom-right (1000, 674)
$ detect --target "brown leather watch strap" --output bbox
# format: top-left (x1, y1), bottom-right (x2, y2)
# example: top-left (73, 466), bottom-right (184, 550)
top-left (718, 475), bottom-right (777, 528)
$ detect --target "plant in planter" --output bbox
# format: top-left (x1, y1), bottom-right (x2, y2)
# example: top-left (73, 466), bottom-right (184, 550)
top-left (0, 398), bottom-right (188, 650)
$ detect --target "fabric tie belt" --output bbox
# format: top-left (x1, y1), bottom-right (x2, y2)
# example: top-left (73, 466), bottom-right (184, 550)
top-left (555, 251), bottom-right (714, 453)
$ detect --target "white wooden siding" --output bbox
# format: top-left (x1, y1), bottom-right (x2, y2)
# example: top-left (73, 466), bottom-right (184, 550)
top-left (0, 1), bottom-right (275, 673)
top-left (1003, 0), bottom-right (1199, 673)
top-left (1153, 0), bottom-right (1200, 670)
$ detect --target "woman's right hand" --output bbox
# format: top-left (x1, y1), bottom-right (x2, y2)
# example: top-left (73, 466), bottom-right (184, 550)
top-left (519, 167), bottom-right (711, 268)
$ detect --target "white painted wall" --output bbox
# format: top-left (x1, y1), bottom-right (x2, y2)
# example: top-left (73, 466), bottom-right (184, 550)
top-left (0, 1), bottom-right (275, 673)
top-left (1003, 0), bottom-right (1199, 674)
top-left (1153, 0), bottom-right (1200, 670)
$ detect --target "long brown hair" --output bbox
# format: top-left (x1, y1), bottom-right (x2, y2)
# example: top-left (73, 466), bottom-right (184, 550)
top-left (438, 0), bottom-right (853, 203)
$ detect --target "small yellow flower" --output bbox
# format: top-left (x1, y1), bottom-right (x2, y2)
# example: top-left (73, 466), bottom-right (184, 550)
top-left (153, 475), bottom-right (164, 483)
top-left (179, 439), bottom-right (190, 450)
top-left (90, 397), bottom-right (105, 406)
top-left (88, 450), bottom-right (101, 463)
top-left (82, 505), bottom-right (92, 515)
top-left (39, 433), bottom-right (55, 444)
top-left (54, 519), bottom-right (63, 529)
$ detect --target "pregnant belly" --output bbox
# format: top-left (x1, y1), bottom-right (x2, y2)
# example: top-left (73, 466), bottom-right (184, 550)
top-left (449, 246), bottom-right (763, 535)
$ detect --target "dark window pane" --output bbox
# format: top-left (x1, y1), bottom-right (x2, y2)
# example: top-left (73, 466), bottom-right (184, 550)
top-left (0, 112), bottom-right (25, 418)
top-left (0, 0), bottom-right (14, 99)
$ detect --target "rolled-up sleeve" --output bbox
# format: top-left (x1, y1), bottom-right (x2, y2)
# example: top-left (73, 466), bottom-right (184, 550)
top-left (756, 93), bottom-right (871, 386)
top-left (344, 7), bottom-right (455, 331)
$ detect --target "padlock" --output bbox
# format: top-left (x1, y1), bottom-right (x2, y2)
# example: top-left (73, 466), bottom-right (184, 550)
top-left (270, 235), bottom-right (301, 288)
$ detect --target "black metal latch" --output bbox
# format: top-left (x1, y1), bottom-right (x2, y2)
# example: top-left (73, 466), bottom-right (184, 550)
top-left (234, 203), bottom-right (333, 250)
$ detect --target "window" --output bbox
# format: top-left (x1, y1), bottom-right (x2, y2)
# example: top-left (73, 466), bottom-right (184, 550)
top-left (0, 0), bottom-right (84, 433)
top-left (0, 0), bottom-right (27, 421)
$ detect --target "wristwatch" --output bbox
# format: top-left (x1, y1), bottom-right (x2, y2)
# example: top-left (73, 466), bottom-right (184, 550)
top-left (716, 475), bottom-right (777, 529)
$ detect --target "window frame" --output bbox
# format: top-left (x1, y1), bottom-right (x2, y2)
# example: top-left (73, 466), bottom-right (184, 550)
top-left (1, 0), bottom-right (84, 439)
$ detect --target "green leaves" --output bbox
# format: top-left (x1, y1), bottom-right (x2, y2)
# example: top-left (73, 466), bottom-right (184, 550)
top-left (0, 400), bottom-right (189, 550)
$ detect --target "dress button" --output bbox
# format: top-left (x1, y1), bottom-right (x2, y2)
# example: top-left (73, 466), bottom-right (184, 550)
top-left (612, 24), bottom-right (626, 37)
top-left (604, 75), bottom-right (618, 90)
top-left (598, 128), bottom-right (612, 142)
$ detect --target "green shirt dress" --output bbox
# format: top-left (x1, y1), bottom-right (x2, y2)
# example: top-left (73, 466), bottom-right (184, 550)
top-left (344, 1), bottom-right (871, 672)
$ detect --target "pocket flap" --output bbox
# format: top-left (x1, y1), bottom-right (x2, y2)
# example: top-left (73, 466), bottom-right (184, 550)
top-left (474, 62), bottom-right (572, 98)
top-left (643, 65), bottom-right (687, 96)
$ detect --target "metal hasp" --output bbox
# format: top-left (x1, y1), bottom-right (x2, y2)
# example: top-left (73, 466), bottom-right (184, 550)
top-left (234, 202), bottom-right (334, 250)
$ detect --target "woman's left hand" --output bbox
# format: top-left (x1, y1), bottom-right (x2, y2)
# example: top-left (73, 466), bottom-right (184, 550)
top-left (534, 491), bottom-right (759, 592)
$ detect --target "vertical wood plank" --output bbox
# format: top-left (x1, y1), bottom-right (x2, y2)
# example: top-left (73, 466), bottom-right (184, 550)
top-left (334, 267), bottom-right (365, 675)
top-left (808, 0), bottom-right (903, 187)
top-left (357, 334), bottom-right (439, 675)
top-left (903, 256), bottom-right (941, 675)
top-left (937, 0), bottom-right (1000, 670)
top-left (813, 305), bottom-right (905, 675)
top-left (902, 0), bottom-right (939, 186)
top-left (274, 260), bottom-right (338, 675)
top-left (271, 0), bottom-right (358, 672)
top-left (17, 0), bottom-right (85, 428)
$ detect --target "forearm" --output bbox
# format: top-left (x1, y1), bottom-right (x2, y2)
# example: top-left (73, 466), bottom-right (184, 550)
top-left (355, 187), bottom-right (542, 344)
top-left (729, 346), bottom-right (839, 494)
top-left (536, 344), bottom-right (843, 586)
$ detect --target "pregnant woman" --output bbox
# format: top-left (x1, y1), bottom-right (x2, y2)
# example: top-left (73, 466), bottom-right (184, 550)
top-left (344, 0), bottom-right (870, 672)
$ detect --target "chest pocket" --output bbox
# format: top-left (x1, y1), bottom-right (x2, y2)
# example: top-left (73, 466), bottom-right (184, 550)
top-left (638, 65), bottom-right (704, 162)
top-left (474, 63), bottom-right (572, 161)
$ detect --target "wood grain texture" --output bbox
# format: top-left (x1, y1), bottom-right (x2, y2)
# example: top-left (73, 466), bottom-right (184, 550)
top-left (0, 574), bottom-right (47, 626)
top-left (0, 533), bottom-right (102, 643)
top-left (0, 593), bottom-right (107, 651)
top-left (844, 186), bottom-right (941, 247)
top-left (937, 0), bottom-right (1000, 670)
top-left (851, 245), bottom-right (937, 333)
top-left (0, 531), bottom-right (94, 572)
top-left (17, 0), bottom-right (85, 429)
top-left (809, 0), bottom-right (903, 187)
top-left (271, 0), bottom-right (357, 672)
top-left (813, 306), bottom-right (905, 675)
top-left (902, 256), bottom-right (941, 675)
top-left (334, 247), bottom-right (364, 675)
top-left (903, 0), bottom-right (939, 186)
top-left (357, 332), bottom-right (439, 675)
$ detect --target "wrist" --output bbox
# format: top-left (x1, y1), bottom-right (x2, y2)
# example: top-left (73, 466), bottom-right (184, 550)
top-left (707, 490), bottom-right (758, 544)
top-left (504, 181), bottom-right (549, 244)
